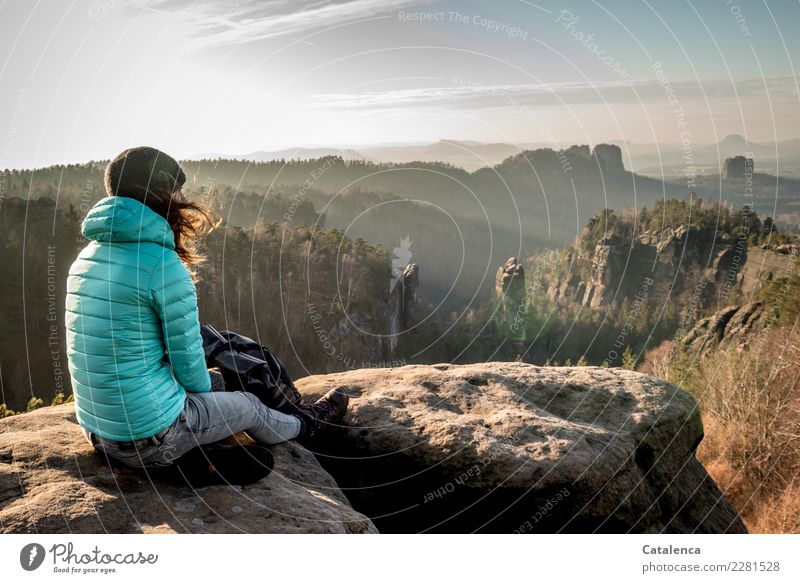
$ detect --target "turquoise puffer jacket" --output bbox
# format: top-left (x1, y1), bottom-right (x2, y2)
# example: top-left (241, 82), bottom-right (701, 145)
top-left (66, 196), bottom-right (211, 441)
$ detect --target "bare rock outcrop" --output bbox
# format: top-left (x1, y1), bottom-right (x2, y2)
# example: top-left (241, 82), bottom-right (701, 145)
top-left (299, 362), bottom-right (747, 534)
top-left (2, 363), bottom-right (747, 535)
top-left (0, 404), bottom-right (377, 534)
top-left (387, 262), bottom-right (419, 355)
top-left (495, 257), bottom-right (526, 341)
top-left (722, 155), bottom-right (753, 181)
top-left (548, 225), bottom-right (747, 311)
top-left (591, 143), bottom-right (625, 175)
top-left (738, 246), bottom-right (795, 297)
top-left (683, 301), bottom-right (770, 354)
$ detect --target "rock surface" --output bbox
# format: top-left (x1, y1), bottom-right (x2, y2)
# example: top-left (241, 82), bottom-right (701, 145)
top-left (1, 363), bottom-right (748, 534)
top-left (544, 225), bottom-right (745, 311)
top-left (298, 362), bottom-right (747, 533)
top-left (722, 155), bottom-right (753, 181)
top-left (388, 262), bottom-right (419, 344)
top-left (738, 246), bottom-right (795, 297)
top-left (495, 257), bottom-right (527, 341)
top-left (0, 404), bottom-right (377, 534)
top-left (683, 301), bottom-right (771, 354)
top-left (591, 143), bottom-right (625, 175)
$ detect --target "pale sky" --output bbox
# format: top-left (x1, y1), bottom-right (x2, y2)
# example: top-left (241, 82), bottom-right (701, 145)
top-left (1, 0), bottom-right (799, 168)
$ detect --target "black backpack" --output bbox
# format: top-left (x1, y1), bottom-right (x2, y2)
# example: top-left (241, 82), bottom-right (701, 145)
top-left (200, 323), bottom-right (302, 413)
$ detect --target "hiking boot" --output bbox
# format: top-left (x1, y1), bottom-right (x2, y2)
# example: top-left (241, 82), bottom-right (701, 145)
top-left (172, 442), bottom-right (274, 487)
top-left (293, 387), bottom-right (349, 442)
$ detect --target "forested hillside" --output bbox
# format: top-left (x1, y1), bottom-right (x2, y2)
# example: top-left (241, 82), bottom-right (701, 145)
top-left (3, 151), bottom-right (799, 424)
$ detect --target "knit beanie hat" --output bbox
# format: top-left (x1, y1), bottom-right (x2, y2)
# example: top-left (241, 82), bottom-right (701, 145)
top-left (104, 146), bottom-right (186, 212)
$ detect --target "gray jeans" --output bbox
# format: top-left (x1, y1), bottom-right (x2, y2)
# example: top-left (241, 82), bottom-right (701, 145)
top-left (82, 391), bottom-right (302, 469)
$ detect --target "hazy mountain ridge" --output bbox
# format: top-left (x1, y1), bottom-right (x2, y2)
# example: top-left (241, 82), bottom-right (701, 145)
top-left (5, 143), bottom-right (799, 318)
top-left (189, 135), bottom-right (800, 176)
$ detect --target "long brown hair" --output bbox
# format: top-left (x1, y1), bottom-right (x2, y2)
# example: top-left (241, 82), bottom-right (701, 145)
top-left (104, 147), bottom-right (220, 266)
top-left (158, 190), bottom-right (219, 266)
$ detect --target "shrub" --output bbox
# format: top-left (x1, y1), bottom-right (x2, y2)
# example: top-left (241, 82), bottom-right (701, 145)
top-left (51, 392), bottom-right (74, 406)
top-left (645, 328), bottom-right (800, 533)
top-left (0, 403), bottom-right (19, 418)
top-left (621, 345), bottom-right (638, 370)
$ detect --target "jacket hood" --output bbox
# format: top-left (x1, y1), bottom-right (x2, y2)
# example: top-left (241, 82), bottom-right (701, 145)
top-left (81, 196), bottom-right (175, 249)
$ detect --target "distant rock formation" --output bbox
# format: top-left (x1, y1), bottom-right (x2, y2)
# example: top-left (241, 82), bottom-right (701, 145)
top-left (399, 263), bottom-right (418, 330)
top-left (565, 144), bottom-right (591, 161)
top-left (388, 262), bottom-right (419, 354)
top-left (723, 155), bottom-right (753, 181)
top-left (302, 362), bottom-right (747, 533)
top-left (546, 226), bottom-right (745, 310)
top-left (591, 143), bottom-right (625, 175)
top-left (495, 257), bottom-right (526, 341)
top-left (0, 404), bottom-right (376, 533)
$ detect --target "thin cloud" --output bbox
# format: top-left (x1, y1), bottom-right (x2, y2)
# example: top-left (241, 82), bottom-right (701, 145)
top-left (133, 0), bottom-right (424, 49)
top-left (304, 76), bottom-right (799, 110)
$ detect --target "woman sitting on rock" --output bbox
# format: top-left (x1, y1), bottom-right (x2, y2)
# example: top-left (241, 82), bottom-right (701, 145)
top-left (66, 146), bottom-right (347, 484)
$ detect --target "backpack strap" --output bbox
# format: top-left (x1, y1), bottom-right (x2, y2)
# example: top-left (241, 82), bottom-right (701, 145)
top-left (200, 322), bottom-right (230, 363)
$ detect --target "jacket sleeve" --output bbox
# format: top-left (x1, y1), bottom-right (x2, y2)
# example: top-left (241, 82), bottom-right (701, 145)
top-left (149, 250), bottom-right (211, 393)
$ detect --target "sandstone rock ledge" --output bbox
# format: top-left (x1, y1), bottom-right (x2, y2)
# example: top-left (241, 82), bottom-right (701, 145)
top-left (0, 404), bottom-right (377, 533)
top-left (298, 362), bottom-right (747, 534)
top-left (1, 363), bottom-right (747, 534)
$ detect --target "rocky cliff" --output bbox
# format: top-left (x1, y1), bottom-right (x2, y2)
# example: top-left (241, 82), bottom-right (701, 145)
top-left (0, 404), bottom-right (376, 533)
top-left (682, 301), bottom-right (773, 355)
top-left (681, 244), bottom-right (798, 353)
top-left (495, 257), bottom-right (527, 342)
top-left (301, 363), bottom-right (745, 533)
top-left (722, 155), bottom-right (753, 181)
top-left (738, 245), bottom-right (798, 297)
top-left (545, 225), bottom-right (744, 311)
top-left (1, 363), bottom-right (746, 534)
